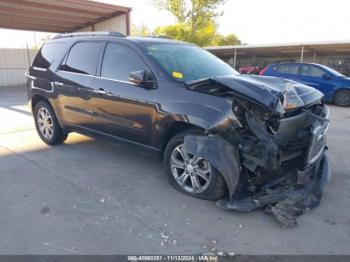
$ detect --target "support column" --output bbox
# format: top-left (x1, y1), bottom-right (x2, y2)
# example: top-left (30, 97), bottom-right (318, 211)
top-left (26, 42), bottom-right (31, 67)
top-left (300, 45), bottom-right (304, 62)
top-left (233, 48), bottom-right (237, 69)
top-left (126, 10), bottom-right (131, 35)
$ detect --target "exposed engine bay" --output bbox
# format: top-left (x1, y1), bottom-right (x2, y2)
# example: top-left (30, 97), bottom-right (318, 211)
top-left (183, 75), bottom-right (331, 227)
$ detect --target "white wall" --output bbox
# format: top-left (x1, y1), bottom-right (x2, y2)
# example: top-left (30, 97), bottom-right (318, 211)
top-left (0, 14), bottom-right (128, 87)
top-left (78, 14), bottom-right (128, 35)
top-left (0, 48), bottom-right (37, 86)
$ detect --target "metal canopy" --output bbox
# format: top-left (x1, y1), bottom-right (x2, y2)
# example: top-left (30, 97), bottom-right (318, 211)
top-left (0, 0), bottom-right (131, 33)
top-left (207, 41), bottom-right (350, 58)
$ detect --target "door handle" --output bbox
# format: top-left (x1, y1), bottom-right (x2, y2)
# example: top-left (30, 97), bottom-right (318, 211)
top-left (93, 88), bottom-right (106, 95)
top-left (53, 81), bottom-right (64, 87)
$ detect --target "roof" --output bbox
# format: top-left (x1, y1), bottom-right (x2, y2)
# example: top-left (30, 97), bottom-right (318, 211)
top-left (207, 40), bottom-right (350, 57)
top-left (0, 0), bottom-right (131, 33)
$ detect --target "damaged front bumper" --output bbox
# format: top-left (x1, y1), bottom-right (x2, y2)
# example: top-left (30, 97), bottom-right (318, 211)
top-left (183, 104), bottom-right (331, 227)
top-left (217, 153), bottom-right (330, 227)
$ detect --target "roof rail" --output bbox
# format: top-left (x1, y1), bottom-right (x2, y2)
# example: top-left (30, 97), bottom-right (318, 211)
top-left (53, 31), bottom-right (126, 40)
top-left (142, 35), bottom-right (170, 39)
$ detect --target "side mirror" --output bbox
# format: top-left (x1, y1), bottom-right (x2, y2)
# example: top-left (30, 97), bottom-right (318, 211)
top-left (129, 70), bottom-right (154, 87)
top-left (322, 73), bottom-right (332, 80)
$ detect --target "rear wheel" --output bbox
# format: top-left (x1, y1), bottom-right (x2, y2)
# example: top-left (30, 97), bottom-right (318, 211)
top-left (163, 130), bottom-right (227, 200)
top-left (334, 89), bottom-right (350, 107)
top-left (34, 101), bottom-right (68, 145)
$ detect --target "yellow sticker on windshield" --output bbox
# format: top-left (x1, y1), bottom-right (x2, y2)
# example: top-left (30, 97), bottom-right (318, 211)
top-left (172, 71), bottom-right (183, 79)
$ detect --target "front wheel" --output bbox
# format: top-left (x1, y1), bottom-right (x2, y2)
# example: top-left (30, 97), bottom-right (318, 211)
top-left (34, 101), bottom-right (68, 145)
top-left (334, 89), bottom-right (350, 107)
top-left (163, 130), bottom-right (227, 200)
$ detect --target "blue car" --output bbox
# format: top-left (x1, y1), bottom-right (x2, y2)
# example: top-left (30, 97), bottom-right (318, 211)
top-left (260, 62), bottom-right (350, 106)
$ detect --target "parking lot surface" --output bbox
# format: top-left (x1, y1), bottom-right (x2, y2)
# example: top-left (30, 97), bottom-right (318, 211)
top-left (0, 86), bottom-right (349, 255)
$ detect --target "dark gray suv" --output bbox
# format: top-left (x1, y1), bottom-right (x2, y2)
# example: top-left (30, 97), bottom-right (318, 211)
top-left (26, 32), bottom-right (330, 226)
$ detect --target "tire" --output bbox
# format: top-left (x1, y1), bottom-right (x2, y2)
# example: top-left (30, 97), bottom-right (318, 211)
top-left (163, 129), bottom-right (227, 200)
top-left (334, 89), bottom-right (350, 107)
top-left (34, 101), bottom-right (68, 145)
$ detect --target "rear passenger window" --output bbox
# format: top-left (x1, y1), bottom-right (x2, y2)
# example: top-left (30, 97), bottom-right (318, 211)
top-left (33, 42), bottom-right (64, 69)
top-left (61, 42), bottom-right (102, 75)
top-left (275, 64), bottom-right (299, 75)
top-left (101, 43), bottom-right (149, 82)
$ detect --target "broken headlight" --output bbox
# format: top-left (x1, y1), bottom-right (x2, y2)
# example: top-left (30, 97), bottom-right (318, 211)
top-left (282, 83), bottom-right (304, 110)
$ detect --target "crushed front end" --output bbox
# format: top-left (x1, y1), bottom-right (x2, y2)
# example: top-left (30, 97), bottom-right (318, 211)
top-left (184, 75), bottom-right (331, 227)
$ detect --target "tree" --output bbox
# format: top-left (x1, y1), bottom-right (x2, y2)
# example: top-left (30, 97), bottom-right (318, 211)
top-left (153, 0), bottom-right (225, 27)
top-left (153, 0), bottom-right (240, 46)
top-left (155, 20), bottom-right (218, 46)
top-left (214, 33), bottom-right (241, 46)
top-left (131, 23), bottom-right (152, 36)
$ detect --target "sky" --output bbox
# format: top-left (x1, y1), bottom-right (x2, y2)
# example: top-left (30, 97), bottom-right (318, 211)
top-left (0, 0), bottom-right (350, 48)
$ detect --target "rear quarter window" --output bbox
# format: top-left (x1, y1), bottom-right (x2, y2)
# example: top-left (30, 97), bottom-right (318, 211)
top-left (59, 42), bottom-right (103, 75)
top-left (32, 42), bottom-right (64, 69)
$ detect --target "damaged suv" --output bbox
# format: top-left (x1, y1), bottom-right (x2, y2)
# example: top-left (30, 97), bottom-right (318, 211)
top-left (26, 32), bottom-right (330, 226)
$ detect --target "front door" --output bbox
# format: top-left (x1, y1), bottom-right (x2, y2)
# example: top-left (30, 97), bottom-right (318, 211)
top-left (296, 64), bottom-right (337, 95)
top-left (91, 42), bottom-right (157, 146)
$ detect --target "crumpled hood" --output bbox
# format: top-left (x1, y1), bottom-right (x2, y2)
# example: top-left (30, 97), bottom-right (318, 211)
top-left (188, 74), bottom-right (324, 114)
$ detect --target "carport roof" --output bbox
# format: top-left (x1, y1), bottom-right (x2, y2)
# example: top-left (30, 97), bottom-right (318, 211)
top-left (207, 40), bottom-right (350, 57)
top-left (0, 0), bottom-right (131, 33)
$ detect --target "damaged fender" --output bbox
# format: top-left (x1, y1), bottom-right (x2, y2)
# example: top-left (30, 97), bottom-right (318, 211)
top-left (183, 135), bottom-right (241, 198)
top-left (160, 100), bottom-right (242, 134)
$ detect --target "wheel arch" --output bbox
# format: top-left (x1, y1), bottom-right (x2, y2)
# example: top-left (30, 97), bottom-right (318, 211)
top-left (159, 121), bottom-right (204, 160)
top-left (332, 87), bottom-right (350, 106)
top-left (31, 94), bottom-right (65, 130)
top-left (31, 94), bottom-right (50, 112)
top-left (158, 103), bottom-right (240, 159)
top-left (333, 87), bottom-right (350, 100)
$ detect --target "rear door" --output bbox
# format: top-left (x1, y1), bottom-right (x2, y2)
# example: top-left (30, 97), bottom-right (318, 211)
top-left (91, 42), bottom-right (157, 146)
top-left (269, 64), bottom-right (300, 81)
top-left (54, 41), bottom-right (104, 128)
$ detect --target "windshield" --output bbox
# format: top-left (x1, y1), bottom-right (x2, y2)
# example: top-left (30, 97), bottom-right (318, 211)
top-left (319, 64), bottom-right (345, 77)
top-left (145, 43), bottom-right (239, 82)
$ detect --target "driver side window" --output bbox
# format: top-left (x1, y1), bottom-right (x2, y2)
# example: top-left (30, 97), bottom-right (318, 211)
top-left (101, 43), bottom-right (150, 82)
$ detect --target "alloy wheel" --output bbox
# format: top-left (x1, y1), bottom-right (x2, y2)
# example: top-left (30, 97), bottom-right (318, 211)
top-left (170, 144), bottom-right (212, 193)
top-left (337, 91), bottom-right (350, 106)
top-left (37, 107), bottom-right (54, 140)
